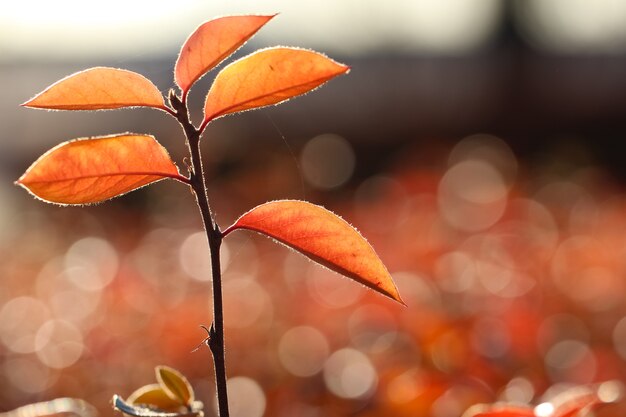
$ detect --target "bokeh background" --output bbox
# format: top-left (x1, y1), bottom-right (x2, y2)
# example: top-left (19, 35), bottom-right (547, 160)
top-left (2, 1), bottom-right (626, 416)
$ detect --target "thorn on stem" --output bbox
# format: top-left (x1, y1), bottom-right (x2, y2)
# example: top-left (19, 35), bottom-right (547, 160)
top-left (191, 325), bottom-right (211, 353)
top-left (183, 157), bottom-right (192, 176)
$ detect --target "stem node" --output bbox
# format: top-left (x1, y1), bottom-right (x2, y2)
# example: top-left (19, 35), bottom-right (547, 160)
top-left (168, 89), bottom-right (183, 112)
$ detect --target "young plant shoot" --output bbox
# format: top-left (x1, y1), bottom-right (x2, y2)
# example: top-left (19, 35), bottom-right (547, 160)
top-left (18, 14), bottom-right (403, 417)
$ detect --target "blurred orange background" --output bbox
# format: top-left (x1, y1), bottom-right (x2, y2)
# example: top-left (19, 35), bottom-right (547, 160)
top-left (2, 2), bottom-right (626, 416)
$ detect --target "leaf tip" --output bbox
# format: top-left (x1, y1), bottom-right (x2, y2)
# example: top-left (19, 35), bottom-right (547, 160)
top-left (20, 96), bottom-right (40, 109)
top-left (380, 277), bottom-right (406, 306)
top-left (396, 294), bottom-right (408, 307)
top-left (15, 174), bottom-right (32, 193)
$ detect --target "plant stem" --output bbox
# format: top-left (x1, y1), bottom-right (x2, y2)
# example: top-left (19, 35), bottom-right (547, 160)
top-left (207, 227), bottom-right (228, 417)
top-left (170, 93), bottom-right (229, 417)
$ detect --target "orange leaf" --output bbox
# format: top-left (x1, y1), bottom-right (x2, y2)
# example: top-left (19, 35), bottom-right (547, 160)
top-left (175, 14), bottom-right (276, 96)
top-left (22, 67), bottom-right (166, 111)
top-left (127, 384), bottom-right (184, 410)
top-left (203, 47), bottom-right (349, 124)
top-left (155, 365), bottom-right (194, 405)
top-left (17, 134), bottom-right (184, 205)
top-left (223, 200), bottom-right (403, 304)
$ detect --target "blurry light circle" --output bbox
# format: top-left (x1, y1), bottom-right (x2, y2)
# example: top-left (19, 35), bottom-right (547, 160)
top-left (134, 228), bottom-right (183, 281)
top-left (438, 160), bottom-right (508, 232)
top-left (503, 377), bottom-right (535, 403)
top-left (435, 251), bottom-right (476, 293)
top-left (550, 236), bottom-right (622, 311)
top-left (450, 161), bottom-right (506, 204)
top-left (612, 317), bottom-right (626, 360)
top-left (179, 231), bottom-right (211, 281)
top-left (571, 267), bottom-right (622, 311)
top-left (224, 377), bottom-right (266, 417)
top-left (545, 340), bottom-right (596, 383)
top-left (597, 381), bottom-right (623, 404)
top-left (476, 259), bottom-right (515, 296)
top-left (392, 272), bottom-right (442, 310)
top-left (132, 228), bottom-right (190, 304)
top-left (468, 233), bottom-right (535, 298)
top-left (570, 196), bottom-right (600, 236)
top-left (448, 134), bottom-right (518, 187)
top-left (3, 357), bottom-right (52, 394)
top-left (278, 326), bottom-right (330, 377)
top-left (307, 265), bottom-right (363, 308)
top-left (282, 250), bottom-right (311, 292)
top-left (223, 275), bottom-right (271, 329)
top-left (348, 304), bottom-right (398, 352)
top-left (300, 134), bottom-right (355, 190)
top-left (179, 231), bottom-right (230, 281)
top-left (49, 288), bottom-right (100, 325)
top-left (324, 348), bottom-right (377, 399)
top-left (504, 198), bottom-right (559, 263)
top-left (65, 237), bottom-right (118, 291)
top-left (387, 369), bottom-right (424, 404)
top-left (534, 402), bottom-right (555, 417)
top-left (431, 389), bottom-right (464, 417)
top-left (0, 296), bottom-right (50, 353)
top-left (35, 319), bottom-right (84, 369)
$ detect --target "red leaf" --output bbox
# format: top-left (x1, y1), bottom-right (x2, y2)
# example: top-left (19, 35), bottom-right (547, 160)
top-left (175, 14), bottom-right (276, 96)
top-left (203, 47), bottom-right (349, 124)
top-left (22, 67), bottom-right (166, 111)
top-left (17, 134), bottom-right (185, 205)
top-left (223, 200), bottom-right (403, 304)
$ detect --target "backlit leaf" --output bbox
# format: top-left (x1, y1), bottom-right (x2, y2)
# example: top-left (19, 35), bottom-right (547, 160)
top-left (175, 14), bottom-right (276, 96)
top-left (127, 384), bottom-right (184, 410)
top-left (223, 200), bottom-right (403, 304)
top-left (156, 366), bottom-right (194, 406)
top-left (17, 134), bottom-right (183, 205)
top-left (203, 47), bottom-right (349, 123)
top-left (22, 67), bottom-right (166, 111)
